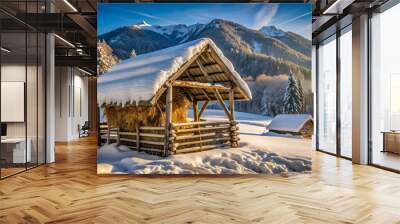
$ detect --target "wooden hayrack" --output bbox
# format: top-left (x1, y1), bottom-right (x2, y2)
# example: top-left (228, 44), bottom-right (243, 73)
top-left (99, 39), bottom-right (251, 157)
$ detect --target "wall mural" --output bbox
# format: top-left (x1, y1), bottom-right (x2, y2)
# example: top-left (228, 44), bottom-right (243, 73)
top-left (97, 3), bottom-right (313, 175)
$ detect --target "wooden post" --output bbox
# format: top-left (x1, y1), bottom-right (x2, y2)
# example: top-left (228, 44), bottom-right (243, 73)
top-left (229, 87), bottom-right (238, 148)
top-left (106, 124), bottom-right (110, 144)
top-left (164, 85), bottom-right (173, 157)
top-left (229, 88), bottom-right (235, 121)
top-left (199, 101), bottom-right (209, 119)
top-left (116, 127), bottom-right (120, 146)
top-left (214, 89), bottom-right (232, 120)
top-left (136, 125), bottom-right (140, 151)
top-left (193, 100), bottom-right (199, 122)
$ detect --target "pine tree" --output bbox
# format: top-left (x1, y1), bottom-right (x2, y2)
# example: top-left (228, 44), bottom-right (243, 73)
top-left (130, 49), bottom-right (136, 58)
top-left (283, 71), bottom-right (302, 114)
top-left (296, 78), bottom-right (305, 112)
top-left (261, 89), bottom-right (269, 116)
top-left (97, 40), bottom-right (119, 75)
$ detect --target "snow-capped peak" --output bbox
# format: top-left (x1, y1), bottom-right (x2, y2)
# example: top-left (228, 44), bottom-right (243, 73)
top-left (259, 26), bottom-right (286, 37)
top-left (132, 20), bottom-right (151, 29)
top-left (133, 23), bottom-right (205, 41)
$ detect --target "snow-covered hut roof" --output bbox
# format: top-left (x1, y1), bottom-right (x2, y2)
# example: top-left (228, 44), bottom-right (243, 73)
top-left (98, 38), bottom-right (252, 106)
top-left (267, 114), bottom-right (313, 133)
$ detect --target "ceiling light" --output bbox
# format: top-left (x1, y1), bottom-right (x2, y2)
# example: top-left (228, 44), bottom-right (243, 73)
top-left (323, 0), bottom-right (355, 15)
top-left (1, 47), bottom-right (11, 53)
top-left (63, 0), bottom-right (78, 12)
top-left (78, 67), bottom-right (93, 76)
top-left (54, 34), bottom-right (75, 48)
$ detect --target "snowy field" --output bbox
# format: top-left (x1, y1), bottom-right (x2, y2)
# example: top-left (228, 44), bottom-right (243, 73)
top-left (98, 110), bottom-right (312, 175)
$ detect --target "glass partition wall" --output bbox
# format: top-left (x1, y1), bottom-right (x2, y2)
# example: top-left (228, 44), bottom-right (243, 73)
top-left (316, 26), bottom-right (353, 159)
top-left (317, 35), bottom-right (337, 154)
top-left (0, 3), bottom-right (46, 179)
top-left (370, 3), bottom-right (400, 171)
top-left (339, 27), bottom-right (352, 159)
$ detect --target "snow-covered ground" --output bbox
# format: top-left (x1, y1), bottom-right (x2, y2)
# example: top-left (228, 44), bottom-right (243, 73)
top-left (97, 110), bottom-right (312, 175)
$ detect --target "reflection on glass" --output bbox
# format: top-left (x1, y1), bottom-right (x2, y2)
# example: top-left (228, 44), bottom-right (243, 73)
top-left (38, 33), bottom-right (46, 165)
top-left (0, 0), bottom-right (47, 178)
top-left (1, 32), bottom-right (27, 177)
top-left (340, 29), bottom-right (352, 158)
top-left (318, 37), bottom-right (337, 154)
top-left (27, 32), bottom-right (38, 169)
top-left (371, 3), bottom-right (400, 171)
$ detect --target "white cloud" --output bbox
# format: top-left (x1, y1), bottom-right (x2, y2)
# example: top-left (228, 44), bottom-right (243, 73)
top-left (254, 5), bottom-right (279, 29)
top-left (129, 10), bottom-right (178, 24)
top-left (275, 12), bottom-right (312, 27)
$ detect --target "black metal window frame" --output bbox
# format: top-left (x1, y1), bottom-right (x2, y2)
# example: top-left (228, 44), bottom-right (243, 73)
top-left (367, 1), bottom-right (400, 173)
top-left (315, 24), bottom-right (352, 161)
top-left (315, 0), bottom-right (400, 174)
top-left (0, 0), bottom-right (48, 180)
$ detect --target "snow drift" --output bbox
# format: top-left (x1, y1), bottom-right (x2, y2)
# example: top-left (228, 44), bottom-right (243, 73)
top-left (98, 144), bottom-right (311, 175)
top-left (98, 110), bottom-right (312, 175)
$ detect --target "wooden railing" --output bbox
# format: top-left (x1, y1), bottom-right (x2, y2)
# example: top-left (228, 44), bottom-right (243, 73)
top-left (169, 120), bottom-right (239, 154)
top-left (99, 120), bottom-right (239, 156)
top-left (99, 123), bottom-right (166, 155)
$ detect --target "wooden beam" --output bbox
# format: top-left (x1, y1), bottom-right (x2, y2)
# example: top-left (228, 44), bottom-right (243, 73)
top-left (182, 72), bottom-right (226, 80)
top-left (185, 71), bottom-right (211, 101)
top-left (173, 80), bottom-right (230, 91)
top-left (180, 87), bottom-right (194, 102)
top-left (193, 100), bottom-right (199, 122)
top-left (206, 49), bottom-right (250, 100)
top-left (196, 59), bottom-right (213, 83)
top-left (199, 101), bottom-right (209, 118)
top-left (164, 85), bottom-right (173, 156)
top-left (156, 102), bottom-right (163, 114)
top-left (150, 47), bottom-right (207, 105)
top-left (214, 89), bottom-right (232, 120)
top-left (188, 62), bottom-right (219, 70)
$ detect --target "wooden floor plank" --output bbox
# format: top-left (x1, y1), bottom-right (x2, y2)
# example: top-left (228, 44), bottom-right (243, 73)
top-left (0, 135), bottom-right (399, 223)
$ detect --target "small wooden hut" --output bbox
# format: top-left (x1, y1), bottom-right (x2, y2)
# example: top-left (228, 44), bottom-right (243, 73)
top-left (98, 38), bottom-right (252, 156)
top-left (266, 114), bottom-right (314, 138)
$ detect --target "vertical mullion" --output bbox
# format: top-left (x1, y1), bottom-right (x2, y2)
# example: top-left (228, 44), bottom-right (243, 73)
top-left (36, 0), bottom-right (39, 167)
top-left (367, 11), bottom-right (373, 165)
top-left (336, 30), bottom-right (341, 157)
top-left (316, 45), bottom-right (320, 150)
top-left (0, 24), bottom-right (2, 179)
top-left (25, 0), bottom-right (28, 171)
top-left (44, 0), bottom-right (47, 164)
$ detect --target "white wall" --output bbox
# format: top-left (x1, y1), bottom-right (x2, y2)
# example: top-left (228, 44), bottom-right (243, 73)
top-left (55, 67), bottom-right (89, 141)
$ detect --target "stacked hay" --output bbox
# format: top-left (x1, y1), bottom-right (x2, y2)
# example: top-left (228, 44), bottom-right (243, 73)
top-left (104, 90), bottom-right (190, 131)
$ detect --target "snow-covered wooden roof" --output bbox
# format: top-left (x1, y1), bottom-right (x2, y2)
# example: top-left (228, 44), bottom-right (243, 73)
top-left (98, 38), bottom-right (252, 106)
top-left (267, 114), bottom-right (313, 133)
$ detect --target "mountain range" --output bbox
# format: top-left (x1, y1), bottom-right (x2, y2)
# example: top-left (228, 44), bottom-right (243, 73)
top-left (98, 19), bottom-right (311, 79)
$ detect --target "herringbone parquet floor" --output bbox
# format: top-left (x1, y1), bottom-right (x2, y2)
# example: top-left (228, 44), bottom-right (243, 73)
top-left (1, 135), bottom-right (400, 224)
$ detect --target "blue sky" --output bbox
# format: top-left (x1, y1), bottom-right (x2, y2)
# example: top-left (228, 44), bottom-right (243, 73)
top-left (98, 3), bottom-right (312, 39)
